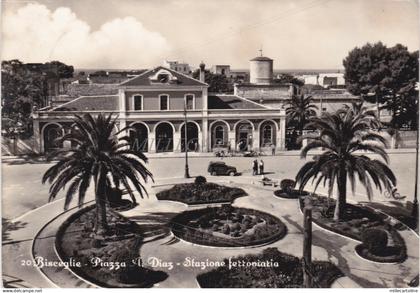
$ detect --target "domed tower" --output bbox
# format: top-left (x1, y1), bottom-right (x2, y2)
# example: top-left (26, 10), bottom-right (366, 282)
top-left (250, 53), bottom-right (273, 85)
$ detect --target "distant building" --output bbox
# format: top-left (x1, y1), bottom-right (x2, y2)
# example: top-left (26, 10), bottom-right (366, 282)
top-left (234, 53), bottom-right (296, 107)
top-left (233, 53), bottom-right (358, 110)
top-left (163, 60), bottom-right (191, 75)
top-left (309, 89), bottom-right (360, 114)
top-left (211, 65), bottom-right (230, 76)
top-left (296, 72), bottom-right (345, 88)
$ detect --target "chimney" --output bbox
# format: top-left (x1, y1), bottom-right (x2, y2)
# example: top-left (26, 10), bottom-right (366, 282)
top-left (199, 62), bottom-right (205, 83)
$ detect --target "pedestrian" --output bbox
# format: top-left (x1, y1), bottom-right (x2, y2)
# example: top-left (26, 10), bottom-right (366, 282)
top-left (271, 143), bottom-right (276, 156)
top-left (259, 159), bottom-right (264, 175)
top-left (252, 159), bottom-right (258, 175)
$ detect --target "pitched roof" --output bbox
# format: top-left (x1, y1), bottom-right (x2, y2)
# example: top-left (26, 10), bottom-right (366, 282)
top-left (65, 83), bottom-right (119, 97)
top-left (52, 95), bottom-right (119, 111)
top-left (119, 66), bottom-right (207, 87)
top-left (208, 94), bottom-right (268, 110)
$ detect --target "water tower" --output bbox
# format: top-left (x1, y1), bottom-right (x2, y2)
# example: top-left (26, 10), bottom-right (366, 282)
top-left (250, 51), bottom-right (273, 85)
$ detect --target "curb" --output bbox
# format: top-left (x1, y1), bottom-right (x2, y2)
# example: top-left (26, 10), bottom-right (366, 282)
top-left (31, 200), bottom-right (96, 288)
top-left (296, 197), bottom-right (362, 244)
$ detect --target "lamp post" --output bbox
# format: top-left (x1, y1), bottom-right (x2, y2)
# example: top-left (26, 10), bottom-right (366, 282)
top-left (412, 120), bottom-right (419, 219)
top-left (184, 104), bottom-right (190, 179)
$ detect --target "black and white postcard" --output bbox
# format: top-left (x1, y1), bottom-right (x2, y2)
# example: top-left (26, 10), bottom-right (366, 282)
top-left (1, 0), bottom-right (419, 290)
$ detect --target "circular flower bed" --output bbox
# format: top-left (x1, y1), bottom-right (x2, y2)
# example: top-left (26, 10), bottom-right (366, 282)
top-left (170, 205), bottom-right (287, 247)
top-left (156, 182), bottom-right (247, 205)
top-left (197, 247), bottom-right (343, 288)
top-left (299, 195), bottom-right (407, 263)
top-left (56, 206), bottom-right (168, 287)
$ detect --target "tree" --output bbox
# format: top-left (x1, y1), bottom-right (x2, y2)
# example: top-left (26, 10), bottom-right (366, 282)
top-left (274, 73), bottom-right (304, 86)
top-left (343, 42), bottom-right (419, 129)
top-left (42, 113), bottom-right (153, 235)
top-left (1, 60), bottom-right (47, 136)
top-left (285, 94), bottom-right (318, 132)
top-left (45, 60), bottom-right (74, 78)
top-left (192, 69), bottom-right (231, 93)
top-left (295, 107), bottom-right (396, 220)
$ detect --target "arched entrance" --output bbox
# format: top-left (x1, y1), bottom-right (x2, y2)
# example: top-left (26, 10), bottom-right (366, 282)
top-left (155, 122), bottom-right (174, 152)
top-left (129, 123), bottom-right (148, 152)
top-left (181, 122), bottom-right (199, 152)
top-left (43, 123), bottom-right (63, 152)
top-left (236, 121), bottom-right (253, 151)
top-left (210, 121), bottom-right (229, 150)
top-left (260, 120), bottom-right (277, 148)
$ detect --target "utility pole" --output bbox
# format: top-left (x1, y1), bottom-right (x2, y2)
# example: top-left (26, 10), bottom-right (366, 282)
top-left (303, 207), bottom-right (313, 288)
top-left (184, 104), bottom-right (190, 179)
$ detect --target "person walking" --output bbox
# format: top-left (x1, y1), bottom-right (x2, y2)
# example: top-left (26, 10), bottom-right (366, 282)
top-left (271, 143), bottom-right (276, 156)
top-left (259, 159), bottom-right (264, 175)
top-left (252, 159), bottom-right (258, 175)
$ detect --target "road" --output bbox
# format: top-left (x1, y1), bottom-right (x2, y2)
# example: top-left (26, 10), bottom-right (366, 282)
top-left (2, 152), bottom-right (417, 220)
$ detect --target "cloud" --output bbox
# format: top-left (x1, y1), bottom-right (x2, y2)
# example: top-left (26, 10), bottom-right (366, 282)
top-left (1, 3), bottom-right (171, 68)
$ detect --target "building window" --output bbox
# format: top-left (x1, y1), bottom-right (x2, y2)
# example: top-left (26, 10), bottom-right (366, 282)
top-left (157, 74), bottom-right (169, 83)
top-left (160, 94), bottom-right (169, 110)
top-left (185, 94), bottom-right (194, 110)
top-left (263, 124), bottom-right (273, 145)
top-left (133, 95), bottom-right (143, 110)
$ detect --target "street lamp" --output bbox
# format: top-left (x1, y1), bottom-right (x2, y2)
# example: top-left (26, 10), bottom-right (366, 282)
top-left (184, 103), bottom-right (190, 178)
top-left (412, 119), bottom-right (419, 219)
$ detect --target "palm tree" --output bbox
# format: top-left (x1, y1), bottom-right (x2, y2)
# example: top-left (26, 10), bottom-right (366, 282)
top-left (295, 106), bottom-right (396, 220)
top-left (42, 113), bottom-right (153, 235)
top-left (285, 94), bottom-right (318, 132)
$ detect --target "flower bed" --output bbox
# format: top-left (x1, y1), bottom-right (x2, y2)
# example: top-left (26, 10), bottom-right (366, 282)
top-left (55, 206), bottom-right (168, 287)
top-left (156, 182), bottom-right (247, 205)
top-left (299, 195), bottom-right (407, 263)
top-left (197, 247), bottom-right (343, 288)
top-left (274, 189), bottom-right (309, 199)
top-left (170, 205), bottom-right (287, 247)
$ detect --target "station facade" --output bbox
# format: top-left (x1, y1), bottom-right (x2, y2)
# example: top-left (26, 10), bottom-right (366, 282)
top-left (33, 63), bottom-right (286, 154)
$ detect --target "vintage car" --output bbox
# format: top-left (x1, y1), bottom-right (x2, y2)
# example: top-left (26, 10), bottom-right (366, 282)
top-left (207, 161), bottom-right (237, 176)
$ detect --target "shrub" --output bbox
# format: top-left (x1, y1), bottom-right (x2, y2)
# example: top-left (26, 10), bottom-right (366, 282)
top-left (107, 187), bottom-right (123, 203)
top-left (231, 222), bottom-right (241, 231)
top-left (91, 238), bottom-right (102, 248)
top-left (280, 179), bottom-right (296, 193)
top-left (221, 204), bottom-right (234, 214)
top-left (222, 224), bottom-right (230, 234)
top-left (231, 231), bottom-right (240, 237)
top-left (195, 176), bottom-right (207, 185)
top-left (361, 228), bottom-right (388, 255)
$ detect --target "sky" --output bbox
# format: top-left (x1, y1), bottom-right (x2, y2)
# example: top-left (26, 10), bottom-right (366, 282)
top-left (1, 0), bottom-right (419, 70)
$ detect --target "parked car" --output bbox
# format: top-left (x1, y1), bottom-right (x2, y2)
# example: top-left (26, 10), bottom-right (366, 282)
top-left (207, 161), bottom-right (237, 176)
